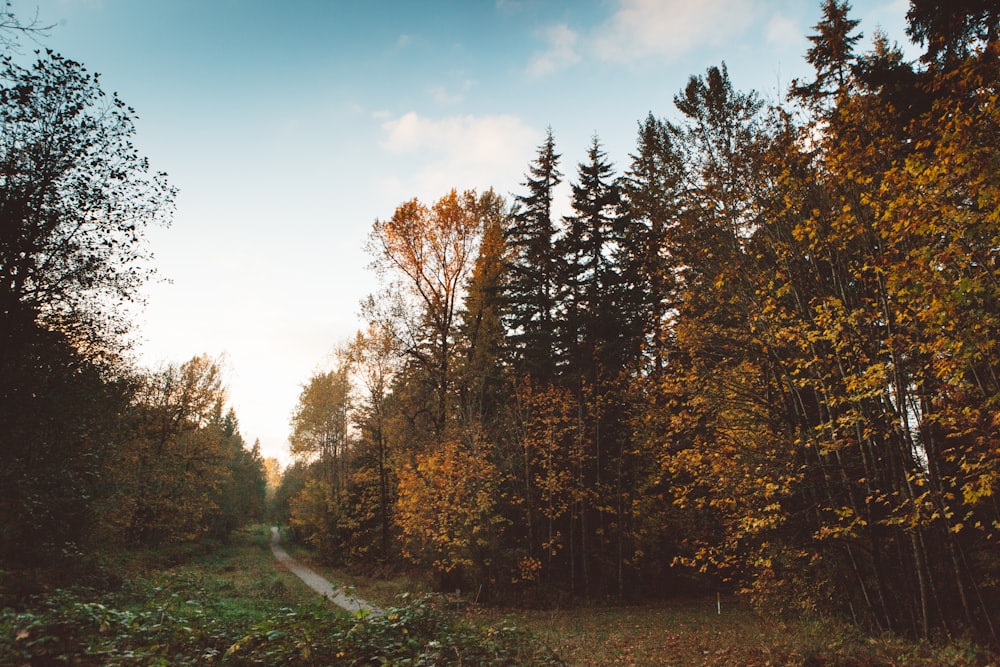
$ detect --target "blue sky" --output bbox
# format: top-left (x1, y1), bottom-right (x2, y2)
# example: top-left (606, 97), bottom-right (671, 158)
top-left (15, 0), bottom-right (916, 463)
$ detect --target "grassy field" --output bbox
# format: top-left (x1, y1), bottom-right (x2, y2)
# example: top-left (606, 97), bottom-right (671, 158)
top-left (1, 527), bottom-right (557, 665)
top-left (4, 528), bottom-right (994, 665)
top-left (289, 541), bottom-right (996, 666)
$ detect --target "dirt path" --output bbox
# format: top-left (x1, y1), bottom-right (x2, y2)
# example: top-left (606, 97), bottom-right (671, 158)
top-left (270, 526), bottom-right (381, 616)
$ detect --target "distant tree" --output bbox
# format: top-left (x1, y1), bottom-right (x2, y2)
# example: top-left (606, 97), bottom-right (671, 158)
top-left (105, 356), bottom-right (230, 546)
top-left (269, 460), bottom-right (310, 527)
top-left (209, 414), bottom-right (266, 539)
top-left (262, 457), bottom-right (283, 499)
top-left (289, 362), bottom-right (352, 490)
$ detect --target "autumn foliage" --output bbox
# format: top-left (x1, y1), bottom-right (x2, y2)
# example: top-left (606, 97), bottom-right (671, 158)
top-left (279, 0), bottom-right (999, 646)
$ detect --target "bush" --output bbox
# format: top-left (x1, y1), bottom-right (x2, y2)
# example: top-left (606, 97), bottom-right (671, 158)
top-left (1, 584), bottom-right (563, 666)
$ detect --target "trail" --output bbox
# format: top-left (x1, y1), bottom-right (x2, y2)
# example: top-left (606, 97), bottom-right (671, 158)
top-left (270, 526), bottom-right (381, 616)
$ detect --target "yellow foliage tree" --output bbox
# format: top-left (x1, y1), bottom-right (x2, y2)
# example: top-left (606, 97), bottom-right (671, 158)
top-left (396, 439), bottom-right (504, 587)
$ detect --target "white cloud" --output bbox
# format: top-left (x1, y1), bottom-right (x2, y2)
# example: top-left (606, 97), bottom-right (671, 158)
top-left (766, 14), bottom-right (803, 48)
top-left (379, 112), bottom-right (540, 200)
top-left (526, 23), bottom-right (581, 78)
top-left (593, 0), bottom-right (757, 62)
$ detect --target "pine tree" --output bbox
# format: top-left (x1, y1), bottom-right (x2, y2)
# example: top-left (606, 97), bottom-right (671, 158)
top-left (791, 0), bottom-right (863, 101)
top-left (619, 114), bottom-right (684, 372)
top-left (555, 135), bottom-right (623, 381)
top-left (504, 128), bottom-right (562, 382)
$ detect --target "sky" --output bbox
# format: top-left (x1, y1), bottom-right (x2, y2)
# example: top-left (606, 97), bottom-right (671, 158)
top-left (13, 0), bottom-right (918, 465)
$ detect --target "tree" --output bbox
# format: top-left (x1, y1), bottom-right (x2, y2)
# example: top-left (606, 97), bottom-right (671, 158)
top-left (619, 113), bottom-right (684, 372)
top-left (647, 8), bottom-right (1000, 641)
top-left (348, 319), bottom-right (402, 561)
top-left (262, 457), bottom-right (283, 499)
top-left (455, 190), bottom-right (510, 438)
top-left (367, 188), bottom-right (498, 438)
top-left (105, 355), bottom-right (231, 546)
top-left (209, 415), bottom-right (266, 539)
top-left (555, 135), bottom-right (624, 381)
top-left (0, 49), bottom-right (172, 563)
top-left (396, 438), bottom-right (505, 590)
top-left (906, 0), bottom-right (999, 65)
top-left (0, 3), bottom-right (53, 53)
top-left (791, 0), bottom-right (863, 101)
top-left (0, 52), bottom-right (174, 379)
top-left (289, 362), bottom-right (352, 490)
top-left (0, 324), bottom-right (131, 566)
top-left (504, 129), bottom-right (562, 382)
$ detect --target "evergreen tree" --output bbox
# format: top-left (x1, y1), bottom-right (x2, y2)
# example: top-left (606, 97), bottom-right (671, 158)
top-left (555, 135), bottom-right (623, 382)
top-left (619, 114), bottom-right (684, 372)
top-left (456, 190), bottom-right (510, 439)
top-left (791, 0), bottom-right (863, 101)
top-left (504, 128), bottom-right (562, 382)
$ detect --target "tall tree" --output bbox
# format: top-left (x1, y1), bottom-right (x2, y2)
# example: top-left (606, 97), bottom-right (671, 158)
top-left (456, 190), bottom-right (510, 440)
top-left (619, 113), bottom-right (684, 372)
top-left (555, 135), bottom-right (624, 380)
top-left (0, 50), bottom-right (172, 564)
top-left (367, 189), bottom-right (496, 438)
top-left (348, 319), bottom-right (402, 561)
top-left (0, 52), bottom-right (173, 378)
top-left (504, 129), bottom-right (562, 381)
top-left (106, 355), bottom-right (230, 546)
top-left (791, 0), bottom-right (863, 101)
top-left (209, 413), bottom-right (266, 539)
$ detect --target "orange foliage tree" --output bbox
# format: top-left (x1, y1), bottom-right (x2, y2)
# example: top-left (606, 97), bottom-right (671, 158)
top-left (396, 438), bottom-right (506, 589)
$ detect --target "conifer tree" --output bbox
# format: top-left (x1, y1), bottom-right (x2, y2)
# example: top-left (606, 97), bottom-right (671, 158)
top-left (504, 128), bottom-right (562, 382)
top-left (555, 135), bottom-right (623, 381)
top-left (619, 114), bottom-right (684, 372)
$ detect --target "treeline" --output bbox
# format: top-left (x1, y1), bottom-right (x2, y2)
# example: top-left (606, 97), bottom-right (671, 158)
top-left (0, 30), bottom-right (266, 580)
top-left (277, 0), bottom-right (1000, 644)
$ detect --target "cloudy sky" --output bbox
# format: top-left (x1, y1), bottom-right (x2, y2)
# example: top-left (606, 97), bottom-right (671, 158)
top-left (15, 0), bottom-right (916, 464)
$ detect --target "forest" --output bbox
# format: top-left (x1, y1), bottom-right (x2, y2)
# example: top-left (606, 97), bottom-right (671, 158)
top-left (2, 0), bottom-right (999, 656)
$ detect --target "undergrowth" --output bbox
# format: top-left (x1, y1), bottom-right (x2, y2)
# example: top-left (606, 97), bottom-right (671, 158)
top-left (0, 527), bottom-right (563, 666)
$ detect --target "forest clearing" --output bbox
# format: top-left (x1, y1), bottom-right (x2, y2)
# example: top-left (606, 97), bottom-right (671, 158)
top-left (2, 527), bottom-right (991, 665)
top-left (3, 1), bottom-right (1000, 663)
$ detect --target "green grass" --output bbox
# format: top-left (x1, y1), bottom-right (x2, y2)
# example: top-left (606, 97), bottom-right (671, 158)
top-left (0, 526), bottom-right (562, 665)
top-left (5, 529), bottom-right (990, 666)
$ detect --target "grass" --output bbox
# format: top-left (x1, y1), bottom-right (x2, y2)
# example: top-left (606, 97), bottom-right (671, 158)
top-left (280, 535), bottom-right (426, 608)
top-left (467, 600), bottom-right (994, 666)
top-left (1, 526), bottom-right (561, 665)
top-left (281, 538), bottom-right (996, 666)
top-left (5, 529), bottom-right (991, 665)
top-left (129, 526), bottom-right (339, 621)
